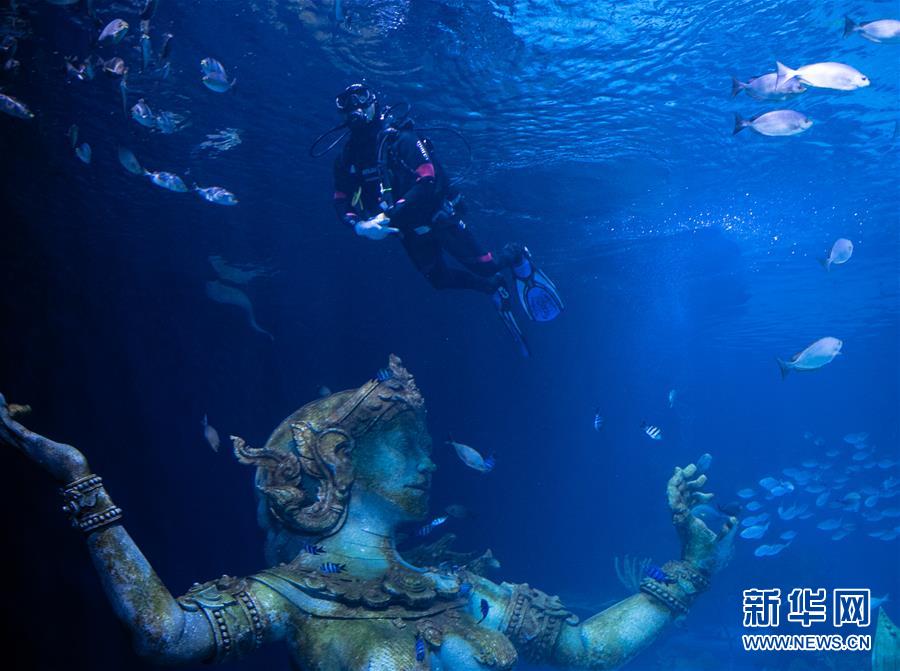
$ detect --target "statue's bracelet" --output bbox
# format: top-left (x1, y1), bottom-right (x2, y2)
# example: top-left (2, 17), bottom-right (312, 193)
top-left (60, 474), bottom-right (123, 534)
top-left (639, 560), bottom-right (710, 617)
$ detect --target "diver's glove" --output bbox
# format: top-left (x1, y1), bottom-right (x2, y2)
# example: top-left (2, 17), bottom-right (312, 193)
top-left (354, 213), bottom-right (401, 241)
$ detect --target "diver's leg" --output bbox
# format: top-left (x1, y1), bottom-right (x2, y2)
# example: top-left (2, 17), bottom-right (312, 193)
top-left (434, 219), bottom-right (504, 278)
top-left (402, 230), bottom-right (497, 293)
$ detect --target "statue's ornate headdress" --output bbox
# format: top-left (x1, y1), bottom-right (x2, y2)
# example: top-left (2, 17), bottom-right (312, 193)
top-left (232, 355), bottom-right (425, 537)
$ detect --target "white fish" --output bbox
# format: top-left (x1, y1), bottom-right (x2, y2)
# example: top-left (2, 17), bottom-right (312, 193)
top-left (641, 422), bottom-right (662, 441)
top-left (118, 146), bottom-right (144, 175)
top-left (696, 453), bottom-right (712, 473)
top-left (742, 513), bottom-right (770, 527)
top-left (734, 110), bottom-right (812, 137)
top-left (99, 19), bottom-right (129, 44)
top-left (75, 142), bottom-right (91, 164)
top-left (201, 414), bottom-right (220, 452)
top-left (201, 58), bottom-right (235, 92)
top-left (0, 92), bottom-right (34, 120)
top-left (776, 61), bottom-right (870, 91)
top-left (754, 542), bottom-right (789, 557)
top-left (731, 72), bottom-right (806, 100)
top-left (746, 501), bottom-right (763, 511)
top-left (147, 171), bottom-right (189, 192)
top-left (759, 477), bottom-right (779, 491)
top-left (817, 518), bottom-right (842, 531)
top-left (205, 280), bottom-right (274, 340)
top-left (195, 185), bottom-right (238, 206)
top-left (843, 432), bottom-right (869, 445)
top-left (844, 17), bottom-right (900, 44)
top-left (131, 99), bottom-right (156, 128)
top-left (447, 435), bottom-right (494, 473)
top-left (208, 257), bottom-right (269, 285)
top-left (741, 522), bottom-right (769, 540)
top-left (668, 389), bottom-right (677, 408)
top-left (821, 239), bottom-right (853, 271)
top-left (777, 337), bottom-right (842, 378)
top-left (871, 594), bottom-right (890, 610)
top-left (737, 488), bottom-right (756, 499)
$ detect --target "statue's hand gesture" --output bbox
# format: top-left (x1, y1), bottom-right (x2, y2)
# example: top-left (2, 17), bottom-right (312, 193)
top-left (0, 393), bottom-right (89, 482)
top-left (666, 463), bottom-right (737, 574)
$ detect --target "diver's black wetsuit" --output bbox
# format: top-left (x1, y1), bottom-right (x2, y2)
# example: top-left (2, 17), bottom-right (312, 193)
top-left (333, 121), bottom-right (507, 293)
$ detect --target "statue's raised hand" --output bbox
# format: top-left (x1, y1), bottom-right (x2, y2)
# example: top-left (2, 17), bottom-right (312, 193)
top-left (666, 463), bottom-right (737, 574)
top-left (0, 393), bottom-right (89, 482)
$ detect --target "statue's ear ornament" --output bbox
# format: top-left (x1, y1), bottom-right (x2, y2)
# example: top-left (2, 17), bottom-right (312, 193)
top-left (231, 355), bottom-right (424, 537)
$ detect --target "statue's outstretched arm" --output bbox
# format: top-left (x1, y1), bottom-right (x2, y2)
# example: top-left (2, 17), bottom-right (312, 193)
top-left (474, 463), bottom-right (736, 670)
top-left (0, 395), bottom-right (288, 665)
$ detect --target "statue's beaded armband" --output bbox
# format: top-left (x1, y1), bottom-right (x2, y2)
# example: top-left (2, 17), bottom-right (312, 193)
top-left (639, 560), bottom-right (710, 618)
top-left (499, 583), bottom-right (578, 661)
top-left (177, 575), bottom-right (267, 663)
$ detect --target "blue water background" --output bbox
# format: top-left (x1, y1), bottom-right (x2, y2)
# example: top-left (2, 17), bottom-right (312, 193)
top-left (1, 1), bottom-right (898, 669)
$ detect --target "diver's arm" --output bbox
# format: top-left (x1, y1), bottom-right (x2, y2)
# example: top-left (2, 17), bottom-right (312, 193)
top-left (0, 396), bottom-right (288, 665)
top-left (383, 131), bottom-right (437, 228)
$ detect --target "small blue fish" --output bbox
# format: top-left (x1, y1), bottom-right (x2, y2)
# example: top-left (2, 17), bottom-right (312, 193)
top-left (478, 598), bottom-right (490, 623)
top-left (745, 501), bottom-right (763, 511)
top-left (376, 367), bottom-right (392, 382)
top-left (737, 488), bottom-right (756, 499)
top-left (201, 58), bottom-right (235, 92)
top-left (458, 582), bottom-right (472, 597)
top-left (644, 564), bottom-right (674, 583)
top-left (593, 409), bottom-right (604, 432)
top-left (641, 422), bottom-right (662, 441)
top-left (320, 562), bottom-right (346, 574)
top-left (668, 389), bottom-right (677, 408)
top-left (417, 516), bottom-right (448, 537)
top-left (740, 522), bottom-right (769, 539)
top-left (415, 634), bottom-right (425, 662)
top-left (301, 543), bottom-right (325, 555)
top-left (131, 99), bottom-right (156, 128)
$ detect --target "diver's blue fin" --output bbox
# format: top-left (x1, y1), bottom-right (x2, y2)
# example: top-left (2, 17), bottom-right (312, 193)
top-left (493, 286), bottom-right (530, 357)
top-left (512, 248), bottom-right (564, 322)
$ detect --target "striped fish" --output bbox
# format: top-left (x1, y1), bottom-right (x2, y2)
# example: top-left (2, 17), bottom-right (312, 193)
top-left (593, 409), bottom-right (604, 432)
top-left (641, 422), bottom-right (663, 441)
top-left (319, 562), bottom-right (346, 574)
top-left (301, 543), bottom-right (325, 555)
top-left (415, 634), bottom-right (425, 662)
top-left (417, 516), bottom-right (448, 537)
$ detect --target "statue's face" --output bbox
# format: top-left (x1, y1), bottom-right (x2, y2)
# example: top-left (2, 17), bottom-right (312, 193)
top-left (354, 413), bottom-right (435, 521)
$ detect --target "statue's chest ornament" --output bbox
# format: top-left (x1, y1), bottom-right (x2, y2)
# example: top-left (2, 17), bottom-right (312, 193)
top-left (253, 563), bottom-right (517, 669)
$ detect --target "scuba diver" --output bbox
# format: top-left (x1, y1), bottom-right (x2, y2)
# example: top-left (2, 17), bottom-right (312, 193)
top-left (320, 83), bottom-right (563, 357)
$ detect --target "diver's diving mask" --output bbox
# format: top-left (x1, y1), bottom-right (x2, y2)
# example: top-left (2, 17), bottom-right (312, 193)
top-left (336, 83), bottom-right (377, 130)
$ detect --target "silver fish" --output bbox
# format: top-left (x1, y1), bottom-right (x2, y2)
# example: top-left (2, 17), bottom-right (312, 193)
top-left (737, 488), bottom-right (756, 499)
top-left (203, 71), bottom-right (236, 93)
top-left (118, 146), bottom-right (144, 176)
top-left (816, 518), bottom-right (842, 531)
top-left (734, 110), bottom-right (812, 137)
top-left (776, 61), bottom-right (869, 91)
top-left (447, 436), bottom-right (494, 473)
top-left (777, 337), bottom-right (842, 378)
top-left (103, 57), bottom-right (127, 76)
top-left (821, 238), bottom-right (853, 271)
top-left (843, 432), bottom-right (869, 445)
top-left (208, 256), bottom-right (269, 285)
top-left (754, 542), bottom-right (789, 557)
top-left (201, 57), bottom-right (227, 76)
top-left (75, 142), bottom-right (91, 164)
top-left (147, 171), bottom-right (189, 192)
top-left (731, 72), bottom-right (806, 101)
top-left (740, 522), bottom-right (769, 539)
top-left (843, 17), bottom-right (900, 44)
top-left (195, 185), bottom-right (238, 206)
top-left (131, 99), bottom-right (155, 127)
top-left (140, 33), bottom-right (152, 72)
top-left (780, 530), bottom-right (798, 541)
top-left (205, 280), bottom-right (274, 340)
top-left (99, 19), bottom-right (129, 44)
top-left (696, 453), bottom-right (712, 473)
top-left (0, 92), bottom-right (34, 120)
top-left (201, 414), bottom-right (220, 452)
top-left (668, 389), bottom-right (677, 408)
top-left (745, 501), bottom-right (763, 511)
